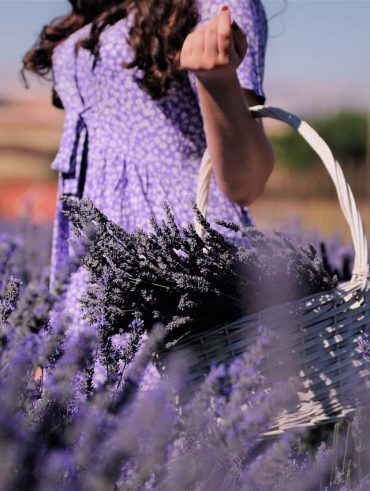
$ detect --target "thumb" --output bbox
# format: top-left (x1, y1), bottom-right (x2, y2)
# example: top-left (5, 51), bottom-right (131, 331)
top-left (231, 20), bottom-right (248, 60)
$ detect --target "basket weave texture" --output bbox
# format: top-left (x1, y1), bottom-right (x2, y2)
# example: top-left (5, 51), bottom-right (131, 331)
top-left (159, 106), bottom-right (370, 434)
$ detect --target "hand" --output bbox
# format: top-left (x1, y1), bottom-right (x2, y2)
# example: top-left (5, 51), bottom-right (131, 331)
top-left (179, 5), bottom-right (248, 84)
top-left (34, 366), bottom-right (43, 397)
top-left (34, 366), bottom-right (43, 382)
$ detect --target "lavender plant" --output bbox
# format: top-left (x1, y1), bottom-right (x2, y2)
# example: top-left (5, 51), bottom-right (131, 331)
top-left (0, 206), bottom-right (368, 491)
top-left (0, 294), bottom-right (368, 491)
top-left (279, 220), bottom-right (354, 283)
top-left (357, 336), bottom-right (370, 363)
top-left (0, 213), bottom-right (52, 286)
top-left (62, 196), bottom-right (338, 352)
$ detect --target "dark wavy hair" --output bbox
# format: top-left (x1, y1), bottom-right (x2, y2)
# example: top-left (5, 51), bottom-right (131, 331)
top-left (21, 0), bottom-right (200, 105)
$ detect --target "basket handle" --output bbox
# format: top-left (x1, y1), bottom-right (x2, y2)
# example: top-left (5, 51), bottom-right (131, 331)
top-left (195, 105), bottom-right (369, 290)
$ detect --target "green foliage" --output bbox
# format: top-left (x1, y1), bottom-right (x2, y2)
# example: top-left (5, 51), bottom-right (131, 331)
top-left (270, 111), bottom-right (368, 171)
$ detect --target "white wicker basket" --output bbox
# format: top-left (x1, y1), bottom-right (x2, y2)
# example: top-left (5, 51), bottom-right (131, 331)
top-left (159, 105), bottom-right (370, 433)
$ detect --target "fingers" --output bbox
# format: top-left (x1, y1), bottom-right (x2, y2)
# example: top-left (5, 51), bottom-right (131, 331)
top-left (217, 6), bottom-right (233, 60)
top-left (179, 5), bottom-right (245, 73)
top-left (179, 31), bottom-right (193, 69)
top-left (192, 24), bottom-right (206, 59)
top-left (204, 15), bottom-right (219, 64)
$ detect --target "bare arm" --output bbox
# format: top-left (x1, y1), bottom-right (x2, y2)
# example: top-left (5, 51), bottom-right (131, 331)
top-left (195, 75), bottom-right (274, 206)
top-left (180, 6), bottom-right (275, 207)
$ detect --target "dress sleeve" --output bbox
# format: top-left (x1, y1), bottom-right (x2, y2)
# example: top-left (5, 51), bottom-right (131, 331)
top-left (188, 0), bottom-right (268, 105)
top-left (50, 33), bottom-right (89, 195)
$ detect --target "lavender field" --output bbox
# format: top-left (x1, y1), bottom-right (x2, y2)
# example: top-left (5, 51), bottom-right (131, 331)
top-left (1, 202), bottom-right (370, 491)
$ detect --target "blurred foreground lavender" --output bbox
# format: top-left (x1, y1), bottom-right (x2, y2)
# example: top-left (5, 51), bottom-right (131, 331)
top-left (0, 210), bottom-right (369, 490)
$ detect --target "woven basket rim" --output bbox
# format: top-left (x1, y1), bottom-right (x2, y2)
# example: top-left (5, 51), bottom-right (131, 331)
top-left (162, 277), bottom-right (368, 351)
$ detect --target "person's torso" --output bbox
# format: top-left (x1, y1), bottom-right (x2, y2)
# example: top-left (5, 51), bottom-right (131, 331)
top-left (51, 14), bottom-right (254, 236)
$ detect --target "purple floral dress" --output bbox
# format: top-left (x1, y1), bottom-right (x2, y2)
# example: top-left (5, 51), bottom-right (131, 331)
top-left (49, 0), bottom-right (268, 382)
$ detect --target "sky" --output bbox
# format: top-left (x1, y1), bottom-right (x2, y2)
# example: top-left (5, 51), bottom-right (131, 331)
top-left (0, 0), bottom-right (369, 115)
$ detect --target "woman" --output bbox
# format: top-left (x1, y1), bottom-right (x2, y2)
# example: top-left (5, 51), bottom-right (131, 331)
top-left (22, 0), bottom-right (274, 381)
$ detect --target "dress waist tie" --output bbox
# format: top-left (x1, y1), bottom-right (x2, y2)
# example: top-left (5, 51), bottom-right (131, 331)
top-left (50, 107), bottom-right (90, 197)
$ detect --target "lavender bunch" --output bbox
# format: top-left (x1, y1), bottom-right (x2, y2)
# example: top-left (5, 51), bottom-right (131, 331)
top-left (62, 196), bottom-right (338, 347)
top-left (278, 220), bottom-right (354, 283)
top-left (320, 240), bottom-right (353, 283)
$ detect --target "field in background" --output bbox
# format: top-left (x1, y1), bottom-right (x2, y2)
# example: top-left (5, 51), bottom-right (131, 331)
top-left (0, 95), bottom-right (369, 243)
top-left (250, 162), bottom-right (370, 243)
top-left (0, 96), bottom-right (61, 221)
